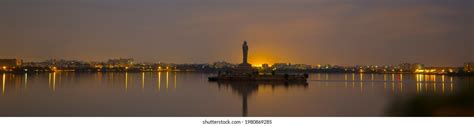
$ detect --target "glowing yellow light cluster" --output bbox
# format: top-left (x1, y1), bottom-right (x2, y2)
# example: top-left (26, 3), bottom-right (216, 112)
top-left (252, 64), bottom-right (263, 67)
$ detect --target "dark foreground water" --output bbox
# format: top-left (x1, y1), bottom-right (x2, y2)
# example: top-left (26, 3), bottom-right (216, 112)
top-left (0, 72), bottom-right (472, 116)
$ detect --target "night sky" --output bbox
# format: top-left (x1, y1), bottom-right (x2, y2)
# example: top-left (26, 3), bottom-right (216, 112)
top-left (1, 0), bottom-right (472, 66)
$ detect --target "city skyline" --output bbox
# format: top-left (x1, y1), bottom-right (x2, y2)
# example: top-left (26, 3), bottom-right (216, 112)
top-left (0, 57), bottom-right (472, 67)
top-left (1, 0), bottom-right (473, 66)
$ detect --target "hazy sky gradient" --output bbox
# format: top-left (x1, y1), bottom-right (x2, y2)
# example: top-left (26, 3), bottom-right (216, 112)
top-left (1, 0), bottom-right (472, 66)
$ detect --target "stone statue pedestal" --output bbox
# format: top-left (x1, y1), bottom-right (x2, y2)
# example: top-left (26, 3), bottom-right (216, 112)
top-left (238, 63), bottom-right (252, 68)
top-left (234, 63), bottom-right (254, 74)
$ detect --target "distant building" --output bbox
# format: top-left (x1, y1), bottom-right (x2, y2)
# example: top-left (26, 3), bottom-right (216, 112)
top-left (465, 62), bottom-right (473, 72)
top-left (107, 58), bottom-right (134, 67)
top-left (212, 61), bottom-right (235, 68)
top-left (398, 63), bottom-right (424, 72)
top-left (270, 63), bottom-right (311, 70)
top-left (271, 63), bottom-right (289, 69)
top-left (0, 59), bottom-right (23, 67)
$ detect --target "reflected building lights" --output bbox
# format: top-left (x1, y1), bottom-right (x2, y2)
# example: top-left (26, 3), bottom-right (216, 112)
top-left (344, 74), bottom-right (348, 88)
top-left (166, 72), bottom-right (169, 90)
top-left (352, 73), bottom-right (355, 81)
top-left (158, 72), bottom-right (161, 91)
top-left (141, 72), bottom-right (145, 91)
top-left (391, 74), bottom-right (395, 82)
top-left (125, 72), bottom-right (128, 91)
top-left (450, 77), bottom-right (453, 92)
top-left (416, 75), bottom-right (420, 94)
top-left (399, 74), bottom-right (403, 82)
top-left (24, 73), bottom-right (28, 88)
top-left (425, 75), bottom-right (429, 82)
top-left (2, 74), bottom-right (5, 95)
top-left (1, 72), bottom-right (462, 98)
top-left (52, 72), bottom-right (56, 92)
top-left (400, 81), bottom-right (403, 93)
top-left (441, 75), bottom-right (445, 94)
top-left (391, 81), bottom-right (395, 93)
top-left (359, 73), bottom-right (363, 93)
top-left (48, 73), bottom-right (51, 87)
top-left (383, 74), bottom-right (387, 90)
top-left (371, 74), bottom-right (374, 81)
top-left (399, 74), bottom-right (403, 93)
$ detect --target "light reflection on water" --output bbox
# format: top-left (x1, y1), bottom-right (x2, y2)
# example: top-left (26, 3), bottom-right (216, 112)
top-left (0, 72), bottom-right (471, 116)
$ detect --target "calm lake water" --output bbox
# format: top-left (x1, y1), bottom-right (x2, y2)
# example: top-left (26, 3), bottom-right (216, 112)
top-left (0, 72), bottom-right (472, 116)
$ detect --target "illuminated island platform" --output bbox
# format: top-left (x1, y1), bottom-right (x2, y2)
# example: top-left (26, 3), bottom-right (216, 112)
top-left (208, 41), bottom-right (308, 82)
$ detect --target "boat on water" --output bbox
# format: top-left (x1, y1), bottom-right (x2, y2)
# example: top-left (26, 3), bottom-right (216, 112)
top-left (208, 41), bottom-right (308, 82)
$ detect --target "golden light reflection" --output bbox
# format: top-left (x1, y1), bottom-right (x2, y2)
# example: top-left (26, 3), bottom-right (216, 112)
top-left (52, 72), bottom-right (56, 92)
top-left (344, 74), bottom-right (348, 88)
top-left (391, 74), bottom-right (395, 82)
top-left (399, 74), bottom-right (403, 82)
top-left (416, 74), bottom-right (424, 94)
top-left (425, 75), bottom-right (429, 82)
top-left (416, 75), bottom-right (420, 94)
top-left (2, 73), bottom-right (5, 95)
top-left (442, 75), bottom-right (445, 94)
top-left (420, 74), bottom-right (425, 82)
top-left (125, 72), bottom-right (128, 91)
top-left (24, 73), bottom-right (28, 88)
top-left (399, 74), bottom-right (403, 93)
top-left (97, 72), bottom-right (102, 82)
top-left (391, 81), bottom-right (395, 93)
top-left (383, 74), bottom-right (387, 90)
top-left (352, 73), bottom-right (355, 81)
top-left (166, 72), bottom-right (169, 90)
top-left (48, 73), bottom-right (51, 87)
top-left (400, 81), bottom-right (403, 93)
top-left (141, 72), bottom-right (145, 91)
top-left (158, 72), bottom-right (161, 91)
top-left (371, 74), bottom-right (374, 81)
top-left (450, 77), bottom-right (453, 92)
